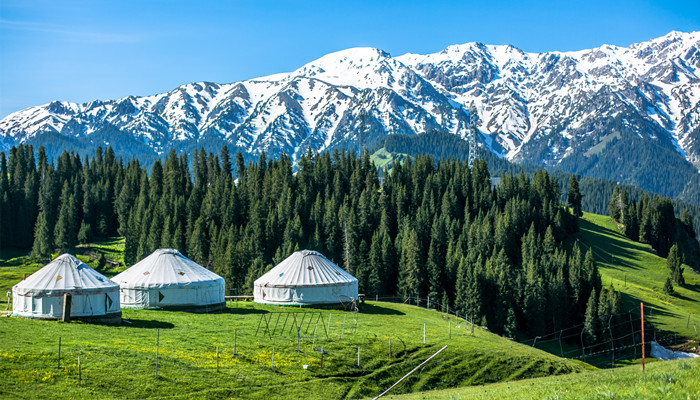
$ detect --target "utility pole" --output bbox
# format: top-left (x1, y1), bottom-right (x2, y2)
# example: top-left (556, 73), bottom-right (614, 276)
top-left (467, 102), bottom-right (479, 168)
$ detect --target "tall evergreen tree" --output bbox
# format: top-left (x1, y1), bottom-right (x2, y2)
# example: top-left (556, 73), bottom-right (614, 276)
top-left (583, 289), bottom-right (598, 346)
top-left (53, 181), bottom-right (75, 251)
top-left (667, 243), bottom-right (685, 286)
top-left (567, 174), bottom-right (583, 217)
top-left (398, 228), bottom-right (423, 299)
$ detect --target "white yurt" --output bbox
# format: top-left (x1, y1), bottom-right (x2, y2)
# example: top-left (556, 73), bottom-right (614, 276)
top-left (254, 250), bottom-right (358, 306)
top-left (112, 249), bottom-right (225, 311)
top-left (12, 254), bottom-right (121, 322)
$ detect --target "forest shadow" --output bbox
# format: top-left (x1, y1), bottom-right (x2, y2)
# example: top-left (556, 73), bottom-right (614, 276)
top-left (671, 292), bottom-right (695, 302)
top-left (359, 303), bottom-right (405, 316)
top-left (221, 307), bottom-right (269, 315)
top-left (580, 219), bottom-right (659, 257)
top-left (681, 283), bottom-right (700, 293)
top-left (120, 318), bottom-right (175, 329)
top-left (618, 291), bottom-right (676, 319)
top-left (578, 220), bottom-right (652, 271)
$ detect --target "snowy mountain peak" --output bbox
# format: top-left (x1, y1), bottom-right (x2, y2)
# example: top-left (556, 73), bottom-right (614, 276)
top-left (292, 47), bottom-right (397, 88)
top-left (1, 31), bottom-right (700, 200)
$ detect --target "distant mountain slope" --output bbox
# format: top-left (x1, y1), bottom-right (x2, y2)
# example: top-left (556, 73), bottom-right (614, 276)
top-left (372, 132), bottom-right (700, 241)
top-left (1, 31), bottom-right (699, 202)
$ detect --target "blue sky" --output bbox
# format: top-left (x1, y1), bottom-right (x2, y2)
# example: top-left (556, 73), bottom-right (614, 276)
top-left (1, 0), bottom-right (698, 118)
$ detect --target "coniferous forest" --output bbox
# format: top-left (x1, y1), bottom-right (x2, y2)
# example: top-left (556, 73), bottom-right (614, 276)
top-left (1, 143), bottom-right (677, 342)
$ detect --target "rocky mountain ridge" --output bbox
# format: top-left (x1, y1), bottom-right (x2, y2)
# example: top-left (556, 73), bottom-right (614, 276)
top-left (2, 31), bottom-right (699, 200)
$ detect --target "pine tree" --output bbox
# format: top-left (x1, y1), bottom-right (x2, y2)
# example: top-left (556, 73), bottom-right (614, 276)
top-left (583, 289), bottom-right (598, 346)
top-left (32, 209), bottom-right (54, 258)
top-left (567, 174), bottom-right (583, 217)
top-left (608, 186), bottom-right (621, 221)
top-left (77, 221), bottom-right (93, 244)
top-left (398, 228), bottom-right (423, 299)
top-left (188, 216), bottom-right (208, 265)
top-left (53, 181), bottom-right (74, 251)
top-left (504, 307), bottom-right (517, 338)
top-left (667, 243), bottom-right (685, 286)
top-left (523, 260), bottom-right (545, 336)
top-left (663, 275), bottom-right (674, 295)
top-left (542, 225), bottom-right (556, 254)
top-left (623, 202), bottom-right (639, 240)
top-left (639, 194), bottom-right (652, 243)
top-left (123, 212), bottom-right (139, 266)
top-left (367, 231), bottom-right (383, 296)
top-left (426, 238), bottom-right (442, 302)
top-left (680, 210), bottom-right (695, 237)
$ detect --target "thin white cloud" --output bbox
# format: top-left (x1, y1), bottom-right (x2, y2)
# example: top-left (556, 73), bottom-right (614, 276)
top-left (0, 19), bottom-right (141, 43)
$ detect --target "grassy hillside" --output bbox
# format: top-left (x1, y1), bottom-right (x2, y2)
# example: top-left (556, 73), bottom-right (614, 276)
top-left (2, 213), bottom-right (699, 399)
top-left (370, 147), bottom-right (407, 172)
top-left (0, 238), bottom-right (125, 297)
top-left (388, 358), bottom-right (700, 399)
top-left (576, 213), bottom-right (700, 340)
top-left (0, 301), bottom-right (587, 399)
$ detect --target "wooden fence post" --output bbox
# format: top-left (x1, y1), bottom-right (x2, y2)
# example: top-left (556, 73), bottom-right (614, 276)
top-left (62, 293), bottom-right (72, 323)
top-left (641, 302), bottom-right (645, 373)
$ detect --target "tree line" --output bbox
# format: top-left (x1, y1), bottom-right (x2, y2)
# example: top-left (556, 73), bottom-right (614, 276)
top-left (3, 144), bottom-right (622, 342)
top-left (607, 185), bottom-right (699, 270)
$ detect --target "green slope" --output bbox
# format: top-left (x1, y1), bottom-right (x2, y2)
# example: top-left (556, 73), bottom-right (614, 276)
top-left (576, 213), bottom-right (700, 340)
top-left (2, 214), bottom-right (698, 399)
top-left (370, 147), bottom-right (407, 172)
top-left (389, 213), bottom-right (700, 400)
top-left (388, 358), bottom-right (700, 399)
top-left (1, 244), bottom-right (588, 400)
top-left (0, 302), bottom-right (588, 399)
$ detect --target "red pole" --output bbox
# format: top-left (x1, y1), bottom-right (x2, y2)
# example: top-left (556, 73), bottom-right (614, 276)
top-left (641, 302), bottom-right (645, 373)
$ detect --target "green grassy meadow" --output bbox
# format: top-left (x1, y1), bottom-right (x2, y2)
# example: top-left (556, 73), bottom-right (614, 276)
top-left (388, 357), bottom-right (700, 399)
top-left (577, 213), bottom-right (700, 340)
top-left (2, 212), bottom-right (699, 399)
top-left (370, 148), bottom-right (407, 171)
top-left (0, 301), bottom-right (586, 399)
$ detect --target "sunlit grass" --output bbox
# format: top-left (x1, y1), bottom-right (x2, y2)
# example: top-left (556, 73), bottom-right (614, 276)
top-left (388, 357), bottom-right (700, 399)
top-left (578, 213), bottom-right (700, 340)
top-left (0, 301), bottom-right (587, 399)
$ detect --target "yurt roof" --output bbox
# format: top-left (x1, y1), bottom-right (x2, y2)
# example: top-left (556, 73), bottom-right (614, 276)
top-left (112, 249), bottom-right (224, 289)
top-left (254, 250), bottom-right (357, 288)
top-left (13, 254), bottom-right (118, 295)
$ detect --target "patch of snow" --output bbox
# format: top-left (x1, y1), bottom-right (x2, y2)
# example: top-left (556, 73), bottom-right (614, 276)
top-left (650, 341), bottom-right (699, 361)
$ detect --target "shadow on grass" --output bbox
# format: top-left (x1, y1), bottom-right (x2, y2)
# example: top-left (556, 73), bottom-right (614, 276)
top-left (578, 219), bottom-right (658, 272)
top-left (359, 303), bottom-right (405, 316)
top-left (120, 318), bottom-right (175, 329)
top-left (670, 292), bottom-right (696, 303)
top-left (221, 307), bottom-right (269, 315)
top-left (616, 291), bottom-right (677, 319)
top-left (681, 283), bottom-right (700, 293)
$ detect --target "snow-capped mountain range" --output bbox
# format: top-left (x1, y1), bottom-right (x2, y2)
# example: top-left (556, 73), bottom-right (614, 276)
top-left (2, 31), bottom-right (699, 198)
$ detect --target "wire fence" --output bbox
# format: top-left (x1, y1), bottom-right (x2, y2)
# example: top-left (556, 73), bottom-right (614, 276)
top-left (364, 294), bottom-right (700, 367)
top-left (3, 293), bottom-right (699, 396)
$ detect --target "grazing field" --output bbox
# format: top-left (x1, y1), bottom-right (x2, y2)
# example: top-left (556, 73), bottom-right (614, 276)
top-left (388, 357), bottom-right (700, 399)
top-left (0, 301), bottom-right (588, 399)
top-left (370, 148), bottom-right (407, 171)
top-left (577, 213), bottom-right (700, 340)
top-left (2, 212), bottom-right (699, 399)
